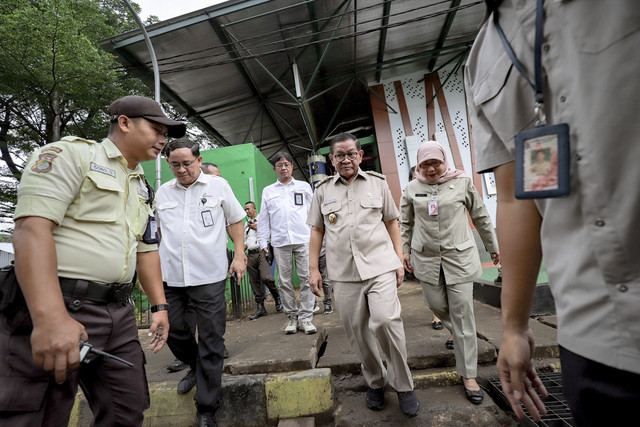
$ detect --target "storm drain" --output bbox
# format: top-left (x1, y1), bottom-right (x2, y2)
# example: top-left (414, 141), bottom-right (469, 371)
top-left (487, 372), bottom-right (576, 426)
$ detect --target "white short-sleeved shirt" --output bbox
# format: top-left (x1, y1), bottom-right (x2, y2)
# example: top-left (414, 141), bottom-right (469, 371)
top-left (465, 0), bottom-right (640, 374)
top-left (257, 178), bottom-right (313, 249)
top-left (156, 172), bottom-right (245, 286)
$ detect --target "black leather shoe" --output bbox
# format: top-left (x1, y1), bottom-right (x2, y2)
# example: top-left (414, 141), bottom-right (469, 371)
top-left (432, 320), bottom-right (444, 330)
top-left (397, 391), bottom-right (421, 417)
top-left (365, 387), bottom-right (386, 411)
top-left (196, 412), bottom-right (217, 427)
top-left (177, 369), bottom-right (196, 394)
top-left (464, 387), bottom-right (484, 405)
top-left (446, 338), bottom-right (454, 350)
top-left (274, 296), bottom-right (283, 312)
top-left (166, 358), bottom-right (187, 372)
top-left (249, 303), bottom-right (267, 320)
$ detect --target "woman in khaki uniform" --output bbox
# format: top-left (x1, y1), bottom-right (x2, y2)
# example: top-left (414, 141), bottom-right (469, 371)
top-left (400, 141), bottom-right (499, 405)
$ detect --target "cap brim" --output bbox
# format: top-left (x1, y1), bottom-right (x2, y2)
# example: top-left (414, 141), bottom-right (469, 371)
top-left (144, 116), bottom-right (187, 138)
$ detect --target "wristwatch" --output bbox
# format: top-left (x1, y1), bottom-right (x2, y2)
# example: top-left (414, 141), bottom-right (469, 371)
top-left (150, 304), bottom-right (170, 313)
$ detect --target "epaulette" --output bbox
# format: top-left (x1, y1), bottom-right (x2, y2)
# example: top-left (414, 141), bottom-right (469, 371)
top-left (59, 136), bottom-right (97, 144)
top-left (365, 170), bottom-right (387, 180)
top-left (314, 175), bottom-right (333, 187)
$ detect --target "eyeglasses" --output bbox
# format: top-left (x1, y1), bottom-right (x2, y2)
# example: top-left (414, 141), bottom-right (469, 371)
top-left (333, 152), bottom-right (359, 161)
top-left (421, 160), bottom-right (443, 169)
top-left (169, 159), bottom-right (197, 169)
top-left (275, 162), bottom-right (292, 169)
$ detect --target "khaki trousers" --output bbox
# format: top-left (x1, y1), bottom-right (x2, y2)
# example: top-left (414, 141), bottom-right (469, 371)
top-left (419, 271), bottom-right (477, 378)
top-left (333, 271), bottom-right (414, 391)
top-left (273, 243), bottom-right (314, 322)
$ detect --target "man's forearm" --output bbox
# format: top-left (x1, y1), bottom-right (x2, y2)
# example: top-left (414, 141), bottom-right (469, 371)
top-left (494, 163), bottom-right (543, 333)
top-left (309, 227), bottom-right (324, 271)
top-left (384, 219), bottom-right (404, 260)
top-left (229, 221), bottom-right (245, 254)
top-left (136, 251), bottom-right (167, 305)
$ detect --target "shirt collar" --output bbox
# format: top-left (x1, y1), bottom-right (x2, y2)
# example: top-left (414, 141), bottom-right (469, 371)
top-left (101, 138), bottom-right (144, 176)
top-left (332, 168), bottom-right (367, 185)
top-left (275, 177), bottom-right (296, 186)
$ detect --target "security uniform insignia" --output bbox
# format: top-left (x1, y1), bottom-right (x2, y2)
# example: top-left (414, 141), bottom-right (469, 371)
top-left (328, 213), bottom-right (337, 225)
top-left (31, 153), bottom-right (58, 173)
top-left (42, 146), bottom-right (63, 154)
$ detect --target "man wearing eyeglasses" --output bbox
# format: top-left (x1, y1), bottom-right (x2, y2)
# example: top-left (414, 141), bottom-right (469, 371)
top-left (307, 133), bottom-right (421, 417)
top-left (155, 138), bottom-right (246, 427)
top-left (257, 152), bottom-right (316, 335)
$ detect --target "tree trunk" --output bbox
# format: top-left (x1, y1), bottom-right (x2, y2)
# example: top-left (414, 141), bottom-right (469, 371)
top-left (0, 103), bottom-right (21, 179)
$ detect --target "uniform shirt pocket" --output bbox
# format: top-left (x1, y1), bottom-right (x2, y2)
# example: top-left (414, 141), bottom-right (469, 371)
top-left (471, 50), bottom-right (535, 147)
top-left (321, 201), bottom-right (341, 227)
top-left (70, 170), bottom-right (121, 222)
top-left (360, 197), bottom-right (383, 224)
top-left (454, 239), bottom-right (476, 252)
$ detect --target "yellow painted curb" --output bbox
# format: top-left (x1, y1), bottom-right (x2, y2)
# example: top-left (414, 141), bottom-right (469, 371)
top-left (265, 368), bottom-right (333, 421)
top-left (413, 369), bottom-right (461, 388)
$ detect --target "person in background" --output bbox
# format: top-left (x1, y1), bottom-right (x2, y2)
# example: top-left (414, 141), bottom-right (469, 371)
top-left (400, 141), bottom-right (499, 405)
top-left (257, 152), bottom-right (316, 335)
top-left (244, 201), bottom-right (283, 319)
top-left (201, 162), bottom-right (221, 177)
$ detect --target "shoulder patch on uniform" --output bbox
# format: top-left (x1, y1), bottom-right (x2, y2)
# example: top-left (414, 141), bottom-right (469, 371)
top-left (60, 136), bottom-right (96, 144)
top-left (314, 175), bottom-right (333, 187)
top-left (365, 170), bottom-right (386, 180)
top-left (31, 152), bottom-right (58, 174)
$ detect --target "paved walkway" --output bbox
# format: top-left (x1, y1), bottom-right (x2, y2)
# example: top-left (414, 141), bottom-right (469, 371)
top-left (69, 279), bottom-right (560, 426)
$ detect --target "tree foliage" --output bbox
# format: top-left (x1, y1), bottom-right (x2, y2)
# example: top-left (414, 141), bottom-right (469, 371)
top-left (0, 0), bottom-right (157, 230)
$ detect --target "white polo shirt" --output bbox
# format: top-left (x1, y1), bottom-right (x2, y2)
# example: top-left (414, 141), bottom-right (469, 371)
top-left (257, 178), bottom-right (313, 249)
top-left (156, 172), bottom-right (245, 287)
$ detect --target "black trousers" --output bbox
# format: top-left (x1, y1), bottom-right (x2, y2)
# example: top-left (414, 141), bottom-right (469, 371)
top-left (246, 251), bottom-right (279, 304)
top-left (164, 280), bottom-right (226, 414)
top-left (560, 345), bottom-right (640, 426)
top-left (0, 299), bottom-right (148, 427)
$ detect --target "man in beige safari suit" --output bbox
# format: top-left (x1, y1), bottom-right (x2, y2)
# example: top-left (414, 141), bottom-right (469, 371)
top-left (308, 133), bottom-right (420, 418)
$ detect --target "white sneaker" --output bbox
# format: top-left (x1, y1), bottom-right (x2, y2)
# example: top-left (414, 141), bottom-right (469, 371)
top-left (313, 301), bottom-right (320, 313)
top-left (297, 321), bottom-right (317, 335)
top-left (285, 316), bottom-right (298, 334)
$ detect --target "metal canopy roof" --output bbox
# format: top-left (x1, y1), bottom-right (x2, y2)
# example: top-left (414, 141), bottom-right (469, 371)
top-left (101, 0), bottom-right (486, 179)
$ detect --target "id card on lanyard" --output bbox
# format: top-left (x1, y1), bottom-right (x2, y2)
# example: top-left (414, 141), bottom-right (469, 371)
top-left (494, 0), bottom-right (570, 199)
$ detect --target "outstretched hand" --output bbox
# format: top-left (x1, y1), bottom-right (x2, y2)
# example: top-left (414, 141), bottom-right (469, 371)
top-left (497, 328), bottom-right (548, 421)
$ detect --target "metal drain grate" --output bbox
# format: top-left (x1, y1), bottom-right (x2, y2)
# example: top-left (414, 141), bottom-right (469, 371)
top-left (487, 372), bottom-right (576, 426)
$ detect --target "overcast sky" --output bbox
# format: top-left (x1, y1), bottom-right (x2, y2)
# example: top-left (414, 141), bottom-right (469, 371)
top-left (134, 0), bottom-right (228, 21)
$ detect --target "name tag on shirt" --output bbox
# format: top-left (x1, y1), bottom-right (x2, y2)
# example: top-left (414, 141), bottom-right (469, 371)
top-left (201, 210), bottom-right (214, 227)
top-left (294, 192), bottom-right (304, 205)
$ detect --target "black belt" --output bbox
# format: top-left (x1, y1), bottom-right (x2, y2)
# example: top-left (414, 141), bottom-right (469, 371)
top-left (59, 278), bottom-right (134, 304)
top-left (247, 248), bottom-right (260, 254)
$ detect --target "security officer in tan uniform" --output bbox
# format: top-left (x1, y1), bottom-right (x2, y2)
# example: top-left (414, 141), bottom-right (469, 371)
top-left (308, 133), bottom-right (421, 418)
top-left (1, 96), bottom-right (185, 426)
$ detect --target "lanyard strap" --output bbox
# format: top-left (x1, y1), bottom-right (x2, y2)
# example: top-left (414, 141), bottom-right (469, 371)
top-left (494, 0), bottom-right (546, 124)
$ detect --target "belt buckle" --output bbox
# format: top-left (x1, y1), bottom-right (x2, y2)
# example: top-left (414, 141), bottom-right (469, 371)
top-left (110, 283), bottom-right (133, 303)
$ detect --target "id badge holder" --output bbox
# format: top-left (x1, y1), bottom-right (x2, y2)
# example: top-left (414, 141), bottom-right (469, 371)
top-left (428, 200), bottom-right (438, 216)
top-left (201, 210), bottom-right (214, 227)
top-left (515, 123), bottom-right (570, 199)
